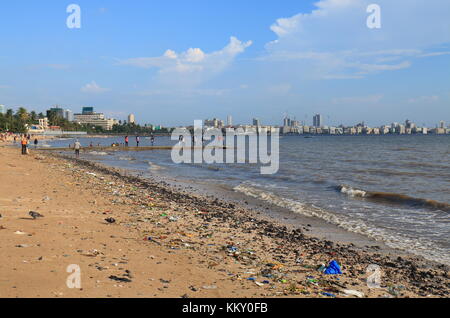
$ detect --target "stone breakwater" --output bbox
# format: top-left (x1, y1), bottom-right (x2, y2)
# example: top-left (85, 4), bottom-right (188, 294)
top-left (42, 152), bottom-right (450, 297)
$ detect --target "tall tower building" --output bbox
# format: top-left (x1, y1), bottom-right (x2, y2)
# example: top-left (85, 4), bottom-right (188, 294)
top-left (0, 104), bottom-right (5, 114)
top-left (227, 115), bottom-right (233, 127)
top-left (64, 109), bottom-right (74, 122)
top-left (128, 114), bottom-right (136, 124)
top-left (313, 114), bottom-right (323, 127)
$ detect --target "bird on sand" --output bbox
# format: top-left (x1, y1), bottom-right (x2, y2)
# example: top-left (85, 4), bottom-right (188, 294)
top-left (105, 217), bottom-right (116, 224)
top-left (29, 211), bottom-right (44, 219)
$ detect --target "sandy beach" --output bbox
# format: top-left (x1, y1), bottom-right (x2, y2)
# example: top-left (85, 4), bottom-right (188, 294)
top-left (0, 144), bottom-right (448, 298)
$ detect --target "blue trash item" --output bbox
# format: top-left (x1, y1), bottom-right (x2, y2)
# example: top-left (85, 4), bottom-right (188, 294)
top-left (324, 260), bottom-right (342, 275)
top-left (322, 292), bottom-right (336, 298)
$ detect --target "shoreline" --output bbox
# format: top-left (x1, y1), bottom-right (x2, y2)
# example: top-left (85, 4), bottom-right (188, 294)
top-left (0, 145), bottom-right (449, 298)
top-left (80, 150), bottom-right (449, 266)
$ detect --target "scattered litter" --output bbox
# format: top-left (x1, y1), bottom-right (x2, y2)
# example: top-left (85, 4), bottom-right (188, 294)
top-left (146, 237), bottom-right (161, 245)
top-left (109, 275), bottom-right (132, 283)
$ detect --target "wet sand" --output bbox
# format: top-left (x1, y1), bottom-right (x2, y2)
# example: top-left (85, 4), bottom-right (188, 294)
top-left (0, 145), bottom-right (448, 298)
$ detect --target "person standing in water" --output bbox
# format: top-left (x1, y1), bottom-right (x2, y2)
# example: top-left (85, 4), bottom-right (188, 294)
top-left (125, 136), bottom-right (129, 147)
top-left (150, 135), bottom-right (155, 147)
top-left (74, 139), bottom-right (81, 158)
top-left (136, 135), bottom-right (140, 147)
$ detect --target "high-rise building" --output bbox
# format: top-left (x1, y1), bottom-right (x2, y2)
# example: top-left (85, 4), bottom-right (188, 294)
top-left (313, 114), bottom-right (323, 127)
top-left (128, 114), bottom-right (136, 124)
top-left (227, 115), bottom-right (233, 127)
top-left (82, 107), bottom-right (94, 115)
top-left (439, 121), bottom-right (445, 129)
top-left (47, 107), bottom-right (65, 119)
top-left (253, 118), bottom-right (261, 126)
top-left (283, 117), bottom-right (291, 127)
top-left (0, 104), bottom-right (5, 114)
top-left (64, 109), bottom-right (74, 122)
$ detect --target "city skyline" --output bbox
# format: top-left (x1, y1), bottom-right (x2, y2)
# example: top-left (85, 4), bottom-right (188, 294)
top-left (0, 0), bottom-right (449, 127)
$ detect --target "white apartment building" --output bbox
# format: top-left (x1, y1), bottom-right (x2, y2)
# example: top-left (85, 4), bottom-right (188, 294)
top-left (74, 112), bottom-right (116, 131)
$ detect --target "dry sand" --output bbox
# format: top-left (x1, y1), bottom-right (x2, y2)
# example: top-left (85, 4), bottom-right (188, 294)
top-left (0, 145), bottom-right (448, 298)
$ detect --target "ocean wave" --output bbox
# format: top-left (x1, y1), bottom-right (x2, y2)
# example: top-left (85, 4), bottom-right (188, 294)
top-left (337, 185), bottom-right (450, 212)
top-left (147, 161), bottom-right (165, 171)
top-left (89, 151), bottom-right (109, 156)
top-left (234, 183), bottom-right (450, 265)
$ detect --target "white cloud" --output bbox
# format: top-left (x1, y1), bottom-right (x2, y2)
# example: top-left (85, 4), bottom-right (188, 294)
top-left (265, 0), bottom-right (450, 79)
top-left (407, 96), bottom-right (440, 104)
top-left (81, 81), bottom-right (110, 94)
top-left (120, 36), bottom-right (252, 85)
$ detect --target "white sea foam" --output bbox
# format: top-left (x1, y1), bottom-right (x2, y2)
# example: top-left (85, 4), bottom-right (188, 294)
top-left (147, 161), bottom-right (165, 171)
top-left (89, 151), bottom-right (108, 156)
top-left (339, 185), bottom-right (367, 198)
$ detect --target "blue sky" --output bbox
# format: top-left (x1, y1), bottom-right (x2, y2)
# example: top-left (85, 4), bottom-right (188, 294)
top-left (0, 0), bottom-right (449, 127)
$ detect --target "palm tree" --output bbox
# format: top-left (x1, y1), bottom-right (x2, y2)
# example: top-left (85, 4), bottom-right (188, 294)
top-left (16, 107), bottom-right (29, 121)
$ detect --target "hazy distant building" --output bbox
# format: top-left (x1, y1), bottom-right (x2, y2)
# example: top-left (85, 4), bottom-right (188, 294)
top-left (47, 107), bottom-right (65, 119)
top-left (290, 120), bottom-right (300, 127)
top-left (204, 118), bottom-right (223, 128)
top-left (283, 117), bottom-right (291, 127)
top-left (439, 121), bottom-right (446, 129)
top-left (74, 107), bottom-right (116, 131)
top-left (82, 107), bottom-right (94, 115)
top-left (64, 109), bottom-right (74, 122)
top-left (227, 115), bottom-right (233, 127)
top-left (313, 114), bottom-right (323, 127)
top-left (253, 118), bottom-right (261, 126)
top-left (128, 114), bottom-right (136, 124)
top-left (0, 104), bottom-right (5, 114)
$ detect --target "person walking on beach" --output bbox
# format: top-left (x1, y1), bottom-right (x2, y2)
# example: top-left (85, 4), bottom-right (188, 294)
top-left (136, 136), bottom-right (140, 147)
top-left (21, 135), bottom-right (28, 155)
top-left (34, 138), bottom-right (38, 149)
top-left (125, 136), bottom-right (129, 147)
top-left (74, 139), bottom-right (81, 158)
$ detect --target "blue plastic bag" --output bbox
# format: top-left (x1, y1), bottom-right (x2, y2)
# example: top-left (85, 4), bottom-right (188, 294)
top-left (324, 260), bottom-right (342, 275)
